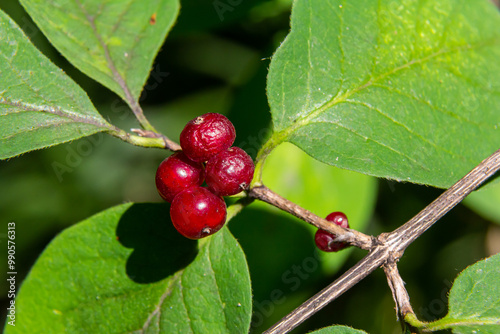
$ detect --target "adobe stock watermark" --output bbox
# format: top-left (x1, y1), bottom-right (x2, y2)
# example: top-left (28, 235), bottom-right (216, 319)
top-left (238, 126), bottom-right (272, 158)
top-left (110, 63), bottom-right (170, 121)
top-left (19, 16), bottom-right (39, 40)
top-left (251, 249), bottom-right (323, 328)
top-left (51, 63), bottom-right (170, 182)
top-left (213, 0), bottom-right (244, 21)
top-left (51, 133), bottom-right (105, 182)
top-left (5, 222), bottom-right (17, 327)
top-left (418, 279), bottom-right (452, 321)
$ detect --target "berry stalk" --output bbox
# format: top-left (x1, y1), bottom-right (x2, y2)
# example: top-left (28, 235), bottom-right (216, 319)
top-left (248, 185), bottom-right (374, 250)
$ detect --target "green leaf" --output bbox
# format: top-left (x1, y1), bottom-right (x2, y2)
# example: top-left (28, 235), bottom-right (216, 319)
top-left (464, 182), bottom-right (500, 225)
top-left (258, 142), bottom-right (377, 274)
top-left (6, 203), bottom-right (252, 333)
top-left (20, 0), bottom-right (180, 103)
top-left (420, 253), bottom-right (500, 333)
top-left (308, 325), bottom-right (368, 334)
top-left (267, 0), bottom-right (500, 188)
top-left (0, 10), bottom-right (110, 159)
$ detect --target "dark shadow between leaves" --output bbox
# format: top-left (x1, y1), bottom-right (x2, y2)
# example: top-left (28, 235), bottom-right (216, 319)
top-left (116, 203), bottom-right (198, 284)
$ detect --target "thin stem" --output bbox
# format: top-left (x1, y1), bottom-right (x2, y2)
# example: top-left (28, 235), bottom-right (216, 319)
top-left (131, 129), bottom-right (181, 151)
top-left (263, 147), bottom-right (500, 334)
top-left (251, 131), bottom-right (285, 186)
top-left (405, 313), bottom-right (429, 330)
top-left (383, 262), bottom-right (414, 322)
top-left (106, 127), bottom-right (178, 150)
top-left (405, 313), bottom-right (500, 332)
top-left (249, 185), bottom-right (374, 250)
top-left (263, 247), bottom-right (388, 334)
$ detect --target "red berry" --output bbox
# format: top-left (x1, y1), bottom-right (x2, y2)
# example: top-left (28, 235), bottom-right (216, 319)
top-left (315, 212), bottom-right (350, 252)
top-left (180, 113), bottom-right (236, 162)
top-left (155, 152), bottom-right (204, 202)
top-left (205, 147), bottom-right (255, 196)
top-left (170, 186), bottom-right (227, 239)
top-left (325, 211), bottom-right (349, 228)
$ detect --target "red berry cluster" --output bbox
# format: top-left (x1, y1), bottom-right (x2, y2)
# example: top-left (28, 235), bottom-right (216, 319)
top-left (315, 211), bottom-right (350, 252)
top-left (156, 113), bottom-right (255, 239)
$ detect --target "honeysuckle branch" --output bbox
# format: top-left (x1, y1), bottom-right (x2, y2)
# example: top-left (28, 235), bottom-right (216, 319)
top-left (263, 147), bottom-right (500, 334)
top-left (383, 147), bottom-right (500, 252)
top-left (383, 261), bottom-right (415, 332)
top-left (248, 185), bottom-right (375, 250)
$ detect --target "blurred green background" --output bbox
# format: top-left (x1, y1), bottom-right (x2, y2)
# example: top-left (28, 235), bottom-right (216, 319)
top-left (1, 1), bottom-right (499, 333)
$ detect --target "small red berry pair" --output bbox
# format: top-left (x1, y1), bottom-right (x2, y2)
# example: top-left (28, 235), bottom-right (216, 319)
top-left (315, 211), bottom-right (350, 252)
top-left (156, 113), bottom-right (254, 239)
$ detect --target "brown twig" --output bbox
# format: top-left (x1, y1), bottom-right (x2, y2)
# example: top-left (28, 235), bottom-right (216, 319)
top-left (262, 147), bottom-right (500, 334)
top-left (385, 148), bottom-right (500, 252)
top-left (248, 186), bottom-right (375, 250)
top-left (383, 261), bottom-right (414, 319)
top-left (262, 247), bottom-right (387, 334)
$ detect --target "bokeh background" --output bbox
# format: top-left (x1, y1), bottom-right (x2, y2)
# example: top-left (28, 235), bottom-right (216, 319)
top-left (1, 1), bottom-right (499, 333)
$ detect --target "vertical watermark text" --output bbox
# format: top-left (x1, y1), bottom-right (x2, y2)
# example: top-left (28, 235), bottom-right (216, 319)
top-left (6, 222), bottom-right (16, 326)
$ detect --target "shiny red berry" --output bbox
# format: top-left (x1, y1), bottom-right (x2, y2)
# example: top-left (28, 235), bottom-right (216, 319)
top-left (205, 147), bottom-right (255, 196)
top-left (180, 113), bottom-right (236, 162)
top-left (155, 152), bottom-right (204, 202)
top-left (315, 212), bottom-right (350, 252)
top-left (170, 186), bottom-right (227, 239)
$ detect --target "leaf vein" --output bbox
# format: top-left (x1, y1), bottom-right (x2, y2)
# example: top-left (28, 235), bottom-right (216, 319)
top-left (0, 97), bottom-right (109, 129)
top-left (73, 0), bottom-right (136, 102)
top-left (140, 272), bottom-right (182, 333)
top-left (344, 98), bottom-right (473, 164)
top-left (370, 83), bottom-right (498, 130)
top-left (179, 272), bottom-right (194, 333)
top-left (307, 118), bottom-right (428, 171)
top-left (291, 38), bottom-right (499, 136)
top-left (207, 242), bottom-right (231, 333)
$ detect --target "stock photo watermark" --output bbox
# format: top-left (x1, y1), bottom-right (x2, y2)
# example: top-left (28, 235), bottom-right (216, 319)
top-left (5, 222), bottom-right (17, 326)
top-left (251, 249), bottom-right (323, 328)
top-left (213, 0), bottom-right (244, 21)
top-left (418, 279), bottom-right (452, 321)
top-left (239, 127), bottom-right (272, 158)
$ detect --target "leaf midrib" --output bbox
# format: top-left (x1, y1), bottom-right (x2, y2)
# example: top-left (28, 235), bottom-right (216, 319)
top-left (73, 0), bottom-right (130, 98)
top-left (424, 316), bottom-right (500, 331)
top-left (139, 272), bottom-right (182, 334)
top-left (0, 97), bottom-right (111, 129)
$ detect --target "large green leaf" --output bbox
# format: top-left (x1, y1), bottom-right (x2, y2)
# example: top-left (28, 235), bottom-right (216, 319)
top-left (267, 0), bottom-right (500, 188)
top-left (0, 10), bottom-right (110, 159)
top-left (308, 325), bottom-right (368, 334)
top-left (417, 253), bottom-right (500, 333)
top-left (258, 142), bottom-right (377, 274)
top-left (20, 0), bottom-right (179, 102)
top-left (6, 203), bottom-right (252, 333)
